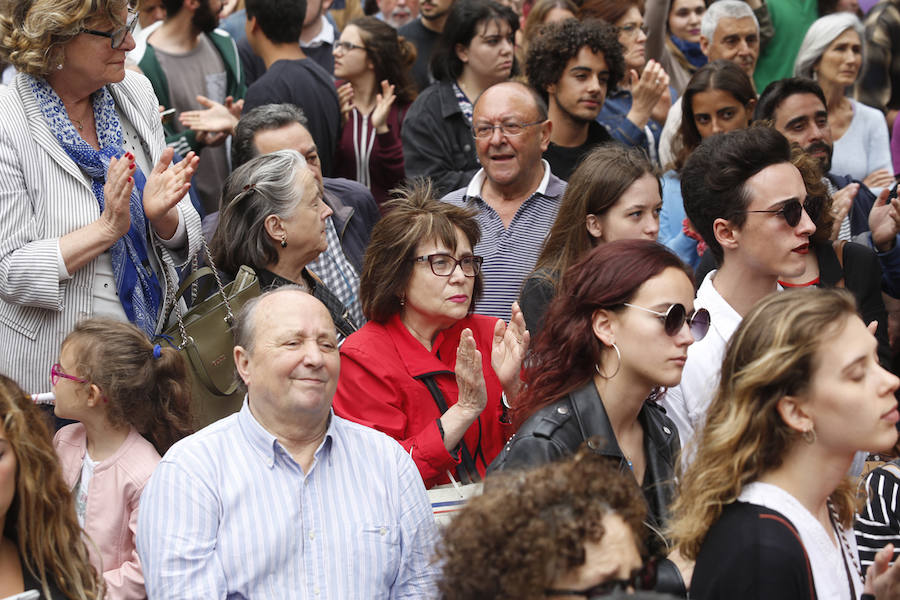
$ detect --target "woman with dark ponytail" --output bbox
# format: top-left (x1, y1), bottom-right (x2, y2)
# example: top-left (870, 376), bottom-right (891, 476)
top-left (333, 16), bottom-right (418, 208)
top-left (50, 318), bottom-right (192, 599)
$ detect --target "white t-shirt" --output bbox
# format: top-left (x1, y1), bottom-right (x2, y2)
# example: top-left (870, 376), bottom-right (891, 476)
top-left (74, 452), bottom-right (99, 528)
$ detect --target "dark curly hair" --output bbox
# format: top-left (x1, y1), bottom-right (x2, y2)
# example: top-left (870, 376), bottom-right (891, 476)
top-left (437, 447), bottom-right (647, 599)
top-left (525, 18), bottom-right (625, 102)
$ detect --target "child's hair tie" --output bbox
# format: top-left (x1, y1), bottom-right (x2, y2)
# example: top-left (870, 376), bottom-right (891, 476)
top-left (152, 344), bottom-right (162, 360)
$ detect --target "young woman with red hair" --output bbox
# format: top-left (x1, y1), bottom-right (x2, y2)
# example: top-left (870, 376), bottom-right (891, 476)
top-left (489, 239), bottom-right (709, 594)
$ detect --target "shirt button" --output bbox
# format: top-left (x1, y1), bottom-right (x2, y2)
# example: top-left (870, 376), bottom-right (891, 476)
top-left (379, 527), bottom-right (387, 536)
top-left (313, 586), bottom-right (320, 595)
top-left (308, 531), bottom-right (315, 540)
top-left (663, 426), bottom-right (671, 435)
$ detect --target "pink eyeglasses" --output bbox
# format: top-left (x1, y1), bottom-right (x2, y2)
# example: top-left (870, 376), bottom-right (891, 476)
top-left (50, 363), bottom-right (88, 386)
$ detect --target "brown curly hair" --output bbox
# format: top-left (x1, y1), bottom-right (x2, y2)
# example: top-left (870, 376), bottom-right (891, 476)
top-left (436, 446), bottom-right (647, 599)
top-left (525, 17), bottom-right (625, 101)
top-left (0, 374), bottom-right (101, 599)
top-left (0, 0), bottom-right (128, 76)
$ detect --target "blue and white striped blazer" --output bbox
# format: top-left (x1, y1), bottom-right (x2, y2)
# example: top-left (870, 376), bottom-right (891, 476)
top-left (0, 70), bottom-right (202, 393)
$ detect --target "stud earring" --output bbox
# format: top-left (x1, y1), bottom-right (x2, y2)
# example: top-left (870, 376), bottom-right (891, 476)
top-left (280, 235), bottom-right (287, 248)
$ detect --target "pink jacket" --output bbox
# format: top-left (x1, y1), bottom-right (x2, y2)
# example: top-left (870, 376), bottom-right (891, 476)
top-left (54, 424), bottom-right (160, 600)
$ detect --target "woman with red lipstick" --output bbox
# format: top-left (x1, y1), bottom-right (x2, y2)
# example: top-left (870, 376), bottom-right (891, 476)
top-left (491, 239), bottom-right (709, 594)
top-left (333, 17), bottom-right (417, 208)
top-left (332, 182), bottom-right (529, 489)
top-left (671, 288), bottom-right (900, 598)
top-left (0, 0), bottom-right (202, 397)
top-left (794, 13), bottom-right (894, 191)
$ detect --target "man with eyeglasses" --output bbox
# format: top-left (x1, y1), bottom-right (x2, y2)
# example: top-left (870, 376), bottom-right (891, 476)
top-left (757, 77), bottom-right (900, 299)
top-left (131, 0), bottom-right (245, 216)
top-left (661, 127), bottom-right (817, 448)
top-left (442, 81), bottom-right (565, 322)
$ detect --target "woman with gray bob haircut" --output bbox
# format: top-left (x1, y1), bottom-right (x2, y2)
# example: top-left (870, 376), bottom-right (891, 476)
top-left (793, 13), bottom-right (894, 189)
top-left (210, 150), bottom-right (358, 340)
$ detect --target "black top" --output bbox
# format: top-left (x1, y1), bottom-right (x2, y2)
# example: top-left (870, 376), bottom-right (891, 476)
top-left (543, 121), bottom-right (614, 181)
top-left (243, 58), bottom-right (341, 177)
top-left (691, 502), bottom-right (817, 600)
top-left (398, 19), bottom-right (440, 92)
top-left (518, 268), bottom-right (558, 339)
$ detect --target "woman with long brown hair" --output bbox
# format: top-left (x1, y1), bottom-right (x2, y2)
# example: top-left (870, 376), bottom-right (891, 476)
top-left (0, 374), bottom-right (101, 599)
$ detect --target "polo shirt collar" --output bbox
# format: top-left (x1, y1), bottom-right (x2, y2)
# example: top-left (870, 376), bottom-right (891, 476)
top-left (465, 159), bottom-right (551, 200)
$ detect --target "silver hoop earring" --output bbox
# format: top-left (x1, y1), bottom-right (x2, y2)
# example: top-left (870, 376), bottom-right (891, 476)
top-left (595, 343), bottom-right (621, 379)
top-left (802, 427), bottom-right (817, 444)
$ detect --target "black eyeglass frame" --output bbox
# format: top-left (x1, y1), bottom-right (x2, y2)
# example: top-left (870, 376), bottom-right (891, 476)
top-left (413, 253), bottom-right (483, 277)
top-left (741, 196), bottom-right (823, 228)
top-left (82, 9), bottom-right (139, 49)
top-left (623, 303), bottom-right (711, 341)
top-left (334, 40), bottom-right (367, 54)
top-left (545, 558), bottom-right (658, 597)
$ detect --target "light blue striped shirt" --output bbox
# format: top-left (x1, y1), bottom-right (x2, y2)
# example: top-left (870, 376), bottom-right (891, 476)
top-left (137, 400), bottom-right (440, 599)
top-left (441, 160), bottom-right (566, 321)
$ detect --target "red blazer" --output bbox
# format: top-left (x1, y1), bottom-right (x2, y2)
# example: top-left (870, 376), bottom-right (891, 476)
top-left (333, 313), bottom-right (512, 488)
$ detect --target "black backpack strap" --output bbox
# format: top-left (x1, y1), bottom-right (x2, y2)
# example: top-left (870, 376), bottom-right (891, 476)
top-left (416, 373), bottom-right (482, 484)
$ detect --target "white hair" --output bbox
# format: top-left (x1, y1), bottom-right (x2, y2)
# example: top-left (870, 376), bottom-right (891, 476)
top-left (793, 13), bottom-right (864, 81)
top-left (700, 0), bottom-right (758, 42)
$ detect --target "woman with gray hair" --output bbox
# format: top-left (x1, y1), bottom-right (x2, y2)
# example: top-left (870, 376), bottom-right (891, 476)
top-left (794, 13), bottom-right (894, 189)
top-left (210, 150), bottom-right (358, 340)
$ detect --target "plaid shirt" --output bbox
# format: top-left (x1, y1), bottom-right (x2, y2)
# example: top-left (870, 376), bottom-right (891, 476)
top-left (855, 0), bottom-right (900, 114)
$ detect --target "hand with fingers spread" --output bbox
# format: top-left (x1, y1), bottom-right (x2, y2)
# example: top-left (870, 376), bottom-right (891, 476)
top-left (179, 95), bottom-right (241, 135)
top-left (627, 59), bottom-right (669, 130)
top-left (372, 80), bottom-right (397, 134)
top-left (864, 169), bottom-right (896, 190)
top-left (829, 183), bottom-right (857, 240)
top-left (337, 82), bottom-right (355, 127)
top-left (100, 154), bottom-right (136, 240)
top-left (491, 301), bottom-right (530, 401)
top-left (455, 328), bottom-right (488, 419)
top-left (142, 148), bottom-right (198, 238)
top-left (869, 187), bottom-right (900, 252)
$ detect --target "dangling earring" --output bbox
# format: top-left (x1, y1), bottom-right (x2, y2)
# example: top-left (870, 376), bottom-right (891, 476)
top-left (595, 343), bottom-right (621, 379)
top-left (802, 427), bottom-right (817, 444)
top-left (56, 62), bottom-right (63, 70)
top-left (399, 295), bottom-right (405, 307)
top-left (280, 234), bottom-right (287, 248)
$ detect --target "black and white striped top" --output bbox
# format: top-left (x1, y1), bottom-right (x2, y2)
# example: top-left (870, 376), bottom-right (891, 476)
top-left (856, 460), bottom-right (900, 572)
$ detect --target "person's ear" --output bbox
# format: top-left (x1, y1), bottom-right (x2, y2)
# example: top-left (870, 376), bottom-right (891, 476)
top-left (538, 118), bottom-right (552, 152)
top-left (85, 383), bottom-right (104, 408)
top-left (744, 97), bottom-right (757, 121)
top-left (234, 345), bottom-right (252, 386)
top-left (776, 394), bottom-right (814, 436)
top-left (713, 217), bottom-right (739, 254)
top-left (546, 82), bottom-right (557, 98)
top-left (264, 214), bottom-right (285, 244)
top-left (455, 43), bottom-right (469, 64)
top-left (699, 35), bottom-right (710, 57)
top-left (585, 213), bottom-right (604, 240)
top-left (591, 308), bottom-right (616, 346)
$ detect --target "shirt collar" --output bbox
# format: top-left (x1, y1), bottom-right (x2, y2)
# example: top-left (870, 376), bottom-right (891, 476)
top-left (464, 159), bottom-right (551, 200)
top-left (302, 15), bottom-right (335, 48)
top-left (238, 396), bottom-right (337, 470)
top-left (385, 314), bottom-right (456, 376)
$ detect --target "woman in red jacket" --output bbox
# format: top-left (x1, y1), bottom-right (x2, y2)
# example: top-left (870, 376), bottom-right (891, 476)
top-left (332, 182), bottom-right (529, 488)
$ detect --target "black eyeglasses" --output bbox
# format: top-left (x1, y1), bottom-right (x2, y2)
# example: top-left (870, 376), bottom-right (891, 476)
top-left (334, 40), bottom-right (367, 53)
top-left (545, 559), bottom-right (658, 597)
top-left (623, 303), bottom-right (711, 340)
top-left (743, 196), bottom-right (823, 228)
top-left (472, 120), bottom-right (544, 139)
top-left (82, 9), bottom-right (139, 49)
top-left (413, 253), bottom-right (483, 277)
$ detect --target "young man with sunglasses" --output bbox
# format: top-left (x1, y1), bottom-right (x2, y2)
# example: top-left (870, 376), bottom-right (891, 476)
top-left (661, 127), bottom-right (817, 447)
top-left (756, 77), bottom-right (900, 298)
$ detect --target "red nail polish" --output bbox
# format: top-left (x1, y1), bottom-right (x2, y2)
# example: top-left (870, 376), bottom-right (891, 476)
top-left (126, 152), bottom-right (134, 159)
top-left (129, 163), bottom-right (135, 169)
top-left (128, 176), bottom-right (133, 183)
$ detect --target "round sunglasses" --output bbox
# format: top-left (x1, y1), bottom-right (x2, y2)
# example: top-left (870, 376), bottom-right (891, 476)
top-left (744, 196), bottom-right (823, 228)
top-left (623, 303), bottom-right (711, 341)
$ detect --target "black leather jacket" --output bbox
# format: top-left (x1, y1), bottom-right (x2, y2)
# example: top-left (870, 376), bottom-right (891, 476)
top-left (488, 381), bottom-right (685, 595)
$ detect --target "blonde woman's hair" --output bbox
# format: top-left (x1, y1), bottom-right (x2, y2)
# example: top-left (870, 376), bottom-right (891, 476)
top-left (0, 0), bottom-right (128, 76)
top-left (668, 287), bottom-right (860, 559)
top-left (0, 375), bottom-right (101, 599)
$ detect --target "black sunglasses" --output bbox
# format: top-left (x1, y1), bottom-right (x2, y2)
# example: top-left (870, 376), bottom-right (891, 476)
top-left (545, 558), bottom-right (658, 597)
top-left (623, 303), bottom-right (711, 341)
top-left (744, 196), bottom-right (823, 228)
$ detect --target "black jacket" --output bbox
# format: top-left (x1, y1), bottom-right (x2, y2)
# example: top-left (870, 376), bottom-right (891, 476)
top-left (488, 381), bottom-right (686, 596)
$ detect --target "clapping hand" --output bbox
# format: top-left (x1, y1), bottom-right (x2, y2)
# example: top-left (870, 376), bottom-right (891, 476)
top-left (455, 328), bottom-right (488, 419)
top-left (100, 154), bottom-right (136, 240)
top-left (179, 95), bottom-right (243, 146)
top-left (142, 148), bottom-right (198, 238)
top-left (337, 82), bottom-right (354, 127)
top-left (829, 183), bottom-right (858, 240)
top-left (866, 543), bottom-right (900, 598)
top-left (491, 301), bottom-right (530, 401)
top-left (372, 80), bottom-right (397, 134)
top-left (869, 186), bottom-right (900, 252)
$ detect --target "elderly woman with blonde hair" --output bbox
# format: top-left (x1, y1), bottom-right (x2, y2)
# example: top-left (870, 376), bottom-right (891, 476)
top-left (0, 0), bottom-right (202, 395)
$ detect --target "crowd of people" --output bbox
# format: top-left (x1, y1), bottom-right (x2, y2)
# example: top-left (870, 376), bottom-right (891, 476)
top-left (6, 0), bottom-right (900, 597)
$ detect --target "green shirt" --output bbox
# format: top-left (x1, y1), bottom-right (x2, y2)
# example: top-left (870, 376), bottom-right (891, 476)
top-left (753, 0), bottom-right (818, 92)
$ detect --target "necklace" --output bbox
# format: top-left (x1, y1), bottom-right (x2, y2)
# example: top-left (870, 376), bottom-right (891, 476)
top-left (72, 118), bottom-right (84, 131)
top-left (828, 499), bottom-right (864, 595)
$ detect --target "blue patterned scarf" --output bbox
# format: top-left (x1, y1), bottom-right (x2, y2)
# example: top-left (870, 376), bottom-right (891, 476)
top-left (670, 35), bottom-right (708, 70)
top-left (28, 75), bottom-right (163, 337)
